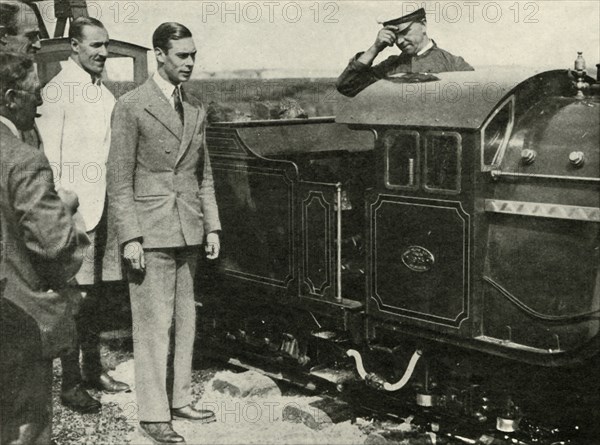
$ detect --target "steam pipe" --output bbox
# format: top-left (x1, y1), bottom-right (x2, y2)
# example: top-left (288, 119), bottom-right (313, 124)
top-left (346, 349), bottom-right (423, 391)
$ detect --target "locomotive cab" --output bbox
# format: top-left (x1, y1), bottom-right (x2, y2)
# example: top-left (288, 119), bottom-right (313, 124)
top-left (336, 67), bottom-right (599, 366)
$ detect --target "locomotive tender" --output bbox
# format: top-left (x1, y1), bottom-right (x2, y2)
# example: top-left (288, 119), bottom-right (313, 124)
top-left (199, 60), bottom-right (600, 439)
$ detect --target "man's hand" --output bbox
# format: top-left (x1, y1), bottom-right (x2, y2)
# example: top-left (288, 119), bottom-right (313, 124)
top-left (205, 232), bottom-right (220, 260)
top-left (57, 188), bottom-right (79, 214)
top-left (124, 240), bottom-right (145, 271)
top-left (374, 26), bottom-right (399, 50)
top-left (358, 26), bottom-right (399, 66)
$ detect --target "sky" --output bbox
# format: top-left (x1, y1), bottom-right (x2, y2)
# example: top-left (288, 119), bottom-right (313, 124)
top-left (37, 0), bottom-right (600, 78)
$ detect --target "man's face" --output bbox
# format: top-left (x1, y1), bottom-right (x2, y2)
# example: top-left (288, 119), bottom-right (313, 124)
top-left (395, 21), bottom-right (427, 55)
top-left (9, 68), bottom-right (43, 131)
top-left (156, 37), bottom-right (196, 85)
top-left (71, 25), bottom-right (110, 77)
top-left (2, 4), bottom-right (41, 54)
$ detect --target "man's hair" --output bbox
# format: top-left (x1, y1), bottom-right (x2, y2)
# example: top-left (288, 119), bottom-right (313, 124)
top-left (68, 16), bottom-right (105, 40)
top-left (0, 51), bottom-right (34, 99)
top-left (152, 22), bottom-right (192, 52)
top-left (0, 1), bottom-right (22, 35)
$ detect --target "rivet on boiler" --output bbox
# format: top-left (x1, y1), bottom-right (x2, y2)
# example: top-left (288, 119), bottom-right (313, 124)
top-left (520, 149), bottom-right (536, 165)
top-left (568, 151), bottom-right (585, 167)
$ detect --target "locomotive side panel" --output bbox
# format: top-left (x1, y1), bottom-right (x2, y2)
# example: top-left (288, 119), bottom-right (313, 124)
top-left (206, 121), bottom-right (374, 308)
top-left (207, 127), bottom-right (299, 295)
top-left (482, 214), bottom-right (599, 352)
top-left (365, 129), bottom-right (480, 338)
top-left (368, 194), bottom-right (470, 328)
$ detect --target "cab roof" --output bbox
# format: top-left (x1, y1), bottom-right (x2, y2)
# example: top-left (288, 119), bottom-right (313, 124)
top-left (335, 67), bottom-right (550, 130)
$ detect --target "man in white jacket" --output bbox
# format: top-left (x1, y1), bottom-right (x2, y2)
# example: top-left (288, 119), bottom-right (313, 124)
top-left (37, 16), bottom-right (129, 414)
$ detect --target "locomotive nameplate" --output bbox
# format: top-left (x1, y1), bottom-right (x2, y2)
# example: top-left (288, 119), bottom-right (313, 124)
top-left (401, 246), bottom-right (435, 272)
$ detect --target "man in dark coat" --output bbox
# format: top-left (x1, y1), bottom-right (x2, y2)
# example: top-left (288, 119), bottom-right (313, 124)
top-left (337, 8), bottom-right (473, 97)
top-left (0, 51), bottom-right (88, 445)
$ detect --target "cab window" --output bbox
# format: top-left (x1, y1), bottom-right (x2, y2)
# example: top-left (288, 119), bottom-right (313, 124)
top-left (481, 96), bottom-right (514, 170)
top-left (384, 130), bottom-right (420, 190)
top-left (424, 132), bottom-right (461, 194)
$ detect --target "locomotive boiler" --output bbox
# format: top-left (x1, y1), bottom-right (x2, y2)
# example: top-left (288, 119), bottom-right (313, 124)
top-left (198, 59), bottom-right (600, 443)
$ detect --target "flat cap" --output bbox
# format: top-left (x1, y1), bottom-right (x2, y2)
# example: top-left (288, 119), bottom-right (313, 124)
top-left (377, 7), bottom-right (426, 31)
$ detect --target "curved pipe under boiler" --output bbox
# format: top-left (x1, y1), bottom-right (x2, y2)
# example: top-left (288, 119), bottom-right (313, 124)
top-left (346, 349), bottom-right (423, 391)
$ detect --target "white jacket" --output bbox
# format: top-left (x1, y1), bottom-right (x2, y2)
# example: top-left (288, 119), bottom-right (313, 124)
top-left (37, 58), bottom-right (115, 232)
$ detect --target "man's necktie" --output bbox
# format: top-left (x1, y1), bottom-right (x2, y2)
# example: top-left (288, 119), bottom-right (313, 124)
top-left (173, 87), bottom-right (184, 124)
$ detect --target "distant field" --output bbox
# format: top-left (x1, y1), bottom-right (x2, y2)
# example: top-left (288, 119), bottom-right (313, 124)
top-left (106, 78), bottom-right (341, 122)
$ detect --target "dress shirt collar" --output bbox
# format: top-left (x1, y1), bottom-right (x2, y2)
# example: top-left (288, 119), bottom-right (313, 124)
top-left (153, 71), bottom-right (181, 103)
top-left (416, 39), bottom-right (434, 56)
top-left (0, 115), bottom-right (21, 139)
top-left (65, 57), bottom-right (103, 84)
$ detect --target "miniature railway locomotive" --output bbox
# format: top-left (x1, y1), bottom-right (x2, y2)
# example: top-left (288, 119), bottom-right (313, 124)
top-left (27, 0), bottom-right (599, 440)
top-left (198, 58), bottom-right (600, 443)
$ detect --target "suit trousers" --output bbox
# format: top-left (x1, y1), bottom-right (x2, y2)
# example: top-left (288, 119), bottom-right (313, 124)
top-left (60, 284), bottom-right (103, 390)
top-left (0, 299), bottom-right (52, 445)
top-left (61, 210), bottom-right (108, 389)
top-left (128, 247), bottom-right (198, 422)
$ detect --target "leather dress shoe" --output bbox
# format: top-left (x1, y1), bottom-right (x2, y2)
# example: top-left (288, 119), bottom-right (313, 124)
top-left (171, 405), bottom-right (216, 423)
top-left (84, 372), bottom-right (131, 393)
top-left (139, 422), bottom-right (185, 444)
top-left (60, 384), bottom-right (101, 414)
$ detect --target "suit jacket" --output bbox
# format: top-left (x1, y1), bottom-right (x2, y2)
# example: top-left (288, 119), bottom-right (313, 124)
top-left (0, 123), bottom-right (89, 358)
top-left (108, 77), bottom-right (220, 250)
top-left (37, 58), bottom-right (116, 232)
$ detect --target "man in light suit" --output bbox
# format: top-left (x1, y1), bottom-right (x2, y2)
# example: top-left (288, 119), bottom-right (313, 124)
top-left (108, 22), bottom-right (220, 444)
top-left (0, 51), bottom-right (87, 445)
top-left (37, 16), bottom-right (130, 414)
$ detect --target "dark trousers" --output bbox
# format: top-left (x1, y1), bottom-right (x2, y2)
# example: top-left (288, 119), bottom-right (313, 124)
top-left (0, 299), bottom-right (52, 445)
top-left (59, 284), bottom-right (103, 390)
top-left (61, 204), bottom-right (125, 389)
